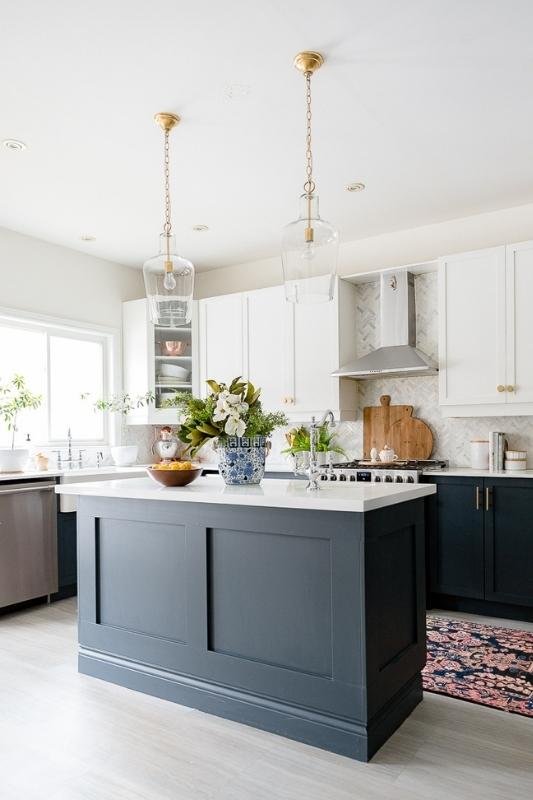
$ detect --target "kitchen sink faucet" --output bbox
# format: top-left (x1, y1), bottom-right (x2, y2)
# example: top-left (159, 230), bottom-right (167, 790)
top-left (306, 410), bottom-right (336, 492)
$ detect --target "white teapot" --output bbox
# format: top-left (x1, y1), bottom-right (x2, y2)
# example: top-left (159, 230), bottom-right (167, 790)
top-left (379, 445), bottom-right (398, 463)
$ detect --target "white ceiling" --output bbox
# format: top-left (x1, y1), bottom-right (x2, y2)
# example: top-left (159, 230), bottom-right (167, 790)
top-left (2, 0), bottom-right (533, 272)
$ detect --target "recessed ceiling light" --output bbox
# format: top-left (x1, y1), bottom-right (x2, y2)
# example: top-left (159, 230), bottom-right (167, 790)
top-left (192, 224), bottom-right (209, 232)
top-left (80, 234), bottom-right (96, 242)
top-left (223, 83), bottom-right (251, 101)
top-left (2, 139), bottom-right (27, 152)
top-left (345, 182), bottom-right (365, 193)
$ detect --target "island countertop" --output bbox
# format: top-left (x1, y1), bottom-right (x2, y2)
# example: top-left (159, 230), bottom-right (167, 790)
top-left (55, 474), bottom-right (435, 512)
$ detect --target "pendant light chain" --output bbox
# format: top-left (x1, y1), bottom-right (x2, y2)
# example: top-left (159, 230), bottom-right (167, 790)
top-left (303, 71), bottom-right (315, 196)
top-left (163, 129), bottom-right (172, 236)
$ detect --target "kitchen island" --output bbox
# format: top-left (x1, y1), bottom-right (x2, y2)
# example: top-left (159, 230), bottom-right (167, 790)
top-left (56, 475), bottom-right (435, 762)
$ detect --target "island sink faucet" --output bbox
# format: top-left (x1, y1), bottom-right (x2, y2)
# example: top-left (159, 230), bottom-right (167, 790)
top-left (306, 410), bottom-right (336, 492)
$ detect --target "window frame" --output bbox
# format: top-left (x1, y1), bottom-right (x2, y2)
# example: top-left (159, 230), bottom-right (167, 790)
top-left (0, 306), bottom-right (120, 447)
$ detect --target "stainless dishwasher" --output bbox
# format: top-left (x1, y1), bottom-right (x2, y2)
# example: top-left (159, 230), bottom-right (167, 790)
top-left (0, 481), bottom-right (58, 608)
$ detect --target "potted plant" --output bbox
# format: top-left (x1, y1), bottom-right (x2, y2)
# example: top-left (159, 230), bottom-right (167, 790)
top-left (0, 374), bottom-right (42, 472)
top-left (282, 423), bottom-right (345, 472)
top-left (169, 378), bottom-right (288, 485)
top-left (81, 391), bottom-right (154, 465)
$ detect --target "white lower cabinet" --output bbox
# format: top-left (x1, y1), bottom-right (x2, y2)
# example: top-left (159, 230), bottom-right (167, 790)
top-left (199, 278), bottom-right (357, 419)
top-left (439, 240), bottom-right (533, 416)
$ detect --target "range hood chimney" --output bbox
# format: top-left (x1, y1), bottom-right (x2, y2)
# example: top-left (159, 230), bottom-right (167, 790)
top-left (333, 270), bottom-right (437, 380)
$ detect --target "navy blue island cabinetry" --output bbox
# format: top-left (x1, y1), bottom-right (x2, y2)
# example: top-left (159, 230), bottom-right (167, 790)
top-left (425, 475), bottom-right (533, 621)
top-left (57, 475), bottom-right (435, 762)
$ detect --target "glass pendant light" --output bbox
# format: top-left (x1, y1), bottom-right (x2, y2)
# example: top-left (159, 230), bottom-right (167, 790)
top-left (143, 112), bottom-right (194, 327)
top-left (282, 52), bottom-right (339, 304)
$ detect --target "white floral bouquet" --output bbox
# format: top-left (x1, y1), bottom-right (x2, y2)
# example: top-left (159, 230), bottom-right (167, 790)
top-left (171, 377), bottom-right (288, 456)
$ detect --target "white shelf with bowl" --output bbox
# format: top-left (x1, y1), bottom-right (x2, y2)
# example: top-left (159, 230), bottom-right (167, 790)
top-left (123, 298), bottom-right (199, 425)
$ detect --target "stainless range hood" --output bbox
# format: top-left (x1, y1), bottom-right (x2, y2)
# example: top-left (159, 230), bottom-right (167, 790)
top-left (333, 269), bottom-right (437, 380)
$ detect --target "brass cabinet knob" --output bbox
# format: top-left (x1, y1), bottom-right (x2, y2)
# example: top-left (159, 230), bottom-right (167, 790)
top-left (497, 385), bottom-right (505, 392)
top-left (506, 385), bottom-right (515, 392)
top-left (287, 396), bottom-right (294, 405)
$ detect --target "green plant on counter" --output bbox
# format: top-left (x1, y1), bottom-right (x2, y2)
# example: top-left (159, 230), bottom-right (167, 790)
top-left (81, 391), bottom-right (155, 415)
top-left (168, 377), bottom-right (288, 456)
top-left (0, 374), bottom-right (42, 449)
top-left (282, 423), bottom-right (346, 457)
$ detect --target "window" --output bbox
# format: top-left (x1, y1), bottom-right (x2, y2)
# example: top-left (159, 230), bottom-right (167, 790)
top-left (0, 311), bottom-right (116, 447)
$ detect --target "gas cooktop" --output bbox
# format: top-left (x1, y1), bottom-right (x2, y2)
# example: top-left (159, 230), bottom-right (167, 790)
top-left (319, 459), bottom-right (448, 484)
top-left (331, 459), bottom-right (448, 471)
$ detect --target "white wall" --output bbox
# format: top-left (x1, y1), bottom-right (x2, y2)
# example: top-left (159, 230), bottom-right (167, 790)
top-left (0, 226), bottom-right (143, 327)
top-left (196, 201), bottom-right (533, 298)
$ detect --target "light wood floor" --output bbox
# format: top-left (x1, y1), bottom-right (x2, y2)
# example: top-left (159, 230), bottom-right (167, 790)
top-left (0, 599), bottom-right (531, 800)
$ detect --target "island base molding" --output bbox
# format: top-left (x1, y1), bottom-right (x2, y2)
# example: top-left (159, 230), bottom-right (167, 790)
top-left (79, 647), bottom-right (423, 762)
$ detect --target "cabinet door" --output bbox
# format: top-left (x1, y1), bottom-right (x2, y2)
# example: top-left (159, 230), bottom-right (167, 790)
top-left (290, 293), bottom-right (339, 414)
top-left (506, 241), bottom-right (533, 403)
top-left (439, 247), bottom-right (507, 406)
top-left (426, 478), bottom-right (485, 599)
top-left (484, 480), bottom-right (533, 607)
top-left (199, 294), bottom-right (245, 396)
top-left (244, 287), bottom-right (291, 412)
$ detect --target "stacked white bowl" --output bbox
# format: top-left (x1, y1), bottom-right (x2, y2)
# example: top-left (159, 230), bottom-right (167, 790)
top-left (505, 450), bottom-right (528, 471)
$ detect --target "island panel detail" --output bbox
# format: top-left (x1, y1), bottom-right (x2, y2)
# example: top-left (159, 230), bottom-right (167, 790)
top-left (77, 494), bottom-right (426, 761)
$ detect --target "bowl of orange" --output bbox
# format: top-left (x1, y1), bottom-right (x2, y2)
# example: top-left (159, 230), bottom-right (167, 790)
top-left (146, 460), bottom-right (203, 487)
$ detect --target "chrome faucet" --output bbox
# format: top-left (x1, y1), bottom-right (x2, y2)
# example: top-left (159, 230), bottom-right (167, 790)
top-left (306, 410), bottom-right (336, 492)
top-left (55, 427), bottom-right (85, 470)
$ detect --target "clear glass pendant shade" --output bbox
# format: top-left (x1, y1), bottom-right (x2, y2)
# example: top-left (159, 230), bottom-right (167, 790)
top-left (143, 233), bottom-right (195, 327)
top-left (281, 193), bottom-right (339, 304)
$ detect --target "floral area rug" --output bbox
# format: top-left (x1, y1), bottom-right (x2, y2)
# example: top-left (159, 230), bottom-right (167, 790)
top-left (423, 616), bottom-right (533, 717)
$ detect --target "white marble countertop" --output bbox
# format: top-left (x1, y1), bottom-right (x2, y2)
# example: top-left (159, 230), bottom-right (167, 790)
top-left (0, 465), bottom-right (147, 483)
top-left (55, 474), bottom-right (436, 513)
top-left (424, 467), bottom-right (533, 479)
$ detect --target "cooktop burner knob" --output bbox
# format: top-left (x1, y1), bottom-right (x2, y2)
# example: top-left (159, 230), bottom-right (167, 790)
top-left (320, 474), bottom-right (328, 481)
top-left (406, 475), bottom-right (415, 483)
top-left (349, 474), bottom-right (356, 481)
top-left (395, 475), bottom-right (404, 483)
top-left (374, 475), bottom-right (381, 482)
top-left (384, 475), bottom-right (393, 482)
top-left (330, 475), bottom-right (337, 481)
top-left (339, 474), bottom-right (346, 481)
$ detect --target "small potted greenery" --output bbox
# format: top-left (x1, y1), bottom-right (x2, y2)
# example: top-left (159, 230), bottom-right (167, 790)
top-left (0, 375), bottom-right (42, 472)
top-left (81, 391), bottom-right (154, 465)
top-left (283, 423), bottom-right (345, 472)
top-left (168, 377), bottom-right (288, 485)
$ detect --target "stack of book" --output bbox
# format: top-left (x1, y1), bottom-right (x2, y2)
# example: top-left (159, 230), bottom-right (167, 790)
top-left (489, 431), bottom-right (506, 472)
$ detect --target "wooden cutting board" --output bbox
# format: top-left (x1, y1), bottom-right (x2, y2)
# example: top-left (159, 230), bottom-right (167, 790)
top-left (388, 414), bottom-right (433, 460)
top-left (363, 395), bottom-right (433, 460)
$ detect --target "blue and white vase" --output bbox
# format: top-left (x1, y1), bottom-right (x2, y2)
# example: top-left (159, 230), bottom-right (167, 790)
top-left (217, 436), bottom-right (268, 485)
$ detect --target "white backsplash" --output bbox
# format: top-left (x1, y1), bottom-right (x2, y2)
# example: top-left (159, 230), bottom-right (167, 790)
top-left (123, 270), bottom-right (533, 468)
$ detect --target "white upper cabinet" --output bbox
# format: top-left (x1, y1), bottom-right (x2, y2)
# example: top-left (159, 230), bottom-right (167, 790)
top-left (439, 241), bottom-right (533, 416)
top-left (122, 297), bottom-right (199, 425)
top-left (198, 278), bottom-right (358, 419)
top-left (505, 241), bottom-right (533, 404)
top-left (242, 286), bottom-right (291, 412)
top-left (198, 293), bottom-right (244, 394)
